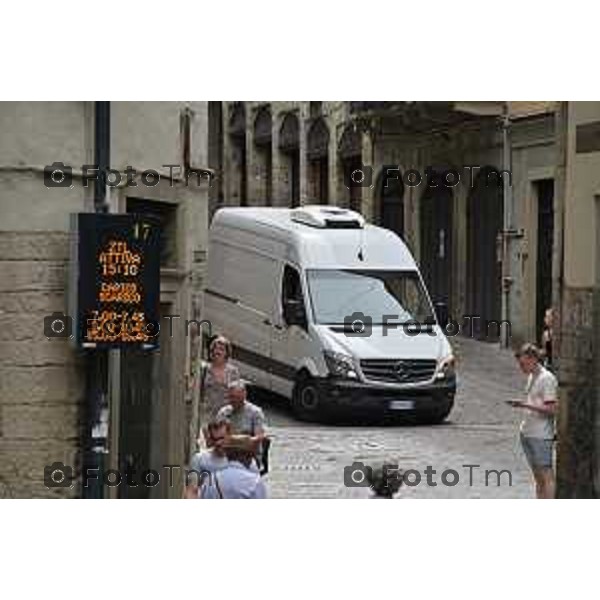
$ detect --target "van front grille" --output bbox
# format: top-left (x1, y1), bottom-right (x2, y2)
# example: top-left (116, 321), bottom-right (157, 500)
top-left (360, 359), bottom-right (437, 383)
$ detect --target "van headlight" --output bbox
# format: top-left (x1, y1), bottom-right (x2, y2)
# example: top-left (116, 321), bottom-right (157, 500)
top-left (323, 351), bottom-right (358, 379)
top-left (436, 354), bottom-right (456, 380)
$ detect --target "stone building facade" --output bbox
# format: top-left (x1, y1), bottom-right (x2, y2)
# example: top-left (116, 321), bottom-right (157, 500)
top-left (0, 102), bottom-right (210, 498)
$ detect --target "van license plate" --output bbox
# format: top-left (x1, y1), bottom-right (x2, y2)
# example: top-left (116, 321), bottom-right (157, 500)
top-left (389, 400), bottom-right (415, 410)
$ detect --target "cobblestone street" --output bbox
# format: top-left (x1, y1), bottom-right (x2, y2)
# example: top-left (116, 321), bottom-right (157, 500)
top-left (256, 337), bottom-right (535, 498)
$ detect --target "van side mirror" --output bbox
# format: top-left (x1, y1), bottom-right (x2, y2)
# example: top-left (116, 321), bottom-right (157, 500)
top-left (283, 299), bottom-right (306, 327)
top-left (434, 301), bottom-right (449, 329)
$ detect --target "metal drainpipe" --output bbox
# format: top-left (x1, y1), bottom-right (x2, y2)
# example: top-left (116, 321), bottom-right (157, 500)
top-left (94, 102), bottom-right (110, 212)
top-left (500, 103), bottom-right (513, 348)
top-left (95, 102), bottom-right (123, 500)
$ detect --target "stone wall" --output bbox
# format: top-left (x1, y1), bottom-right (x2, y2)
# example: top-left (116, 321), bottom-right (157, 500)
top-left (0, 230), bottom-right (83, 498)
top-left (555, 101), bottom-right (600, 498)
top-left (555, 288), bottom-right (597, 497)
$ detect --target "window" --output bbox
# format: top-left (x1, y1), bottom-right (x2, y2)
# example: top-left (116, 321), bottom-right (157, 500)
top-left (282, 265), bottom-right (307, 328)
top-left (306, 269), bottom-right (433, 325)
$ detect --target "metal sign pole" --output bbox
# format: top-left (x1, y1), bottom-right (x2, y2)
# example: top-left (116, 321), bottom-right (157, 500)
top-left (106, 184), bottom-right (122, 499)
top-left (107, 347), bottom-right (121, 498)
top-left (82, 101), bottom-right (111, 499)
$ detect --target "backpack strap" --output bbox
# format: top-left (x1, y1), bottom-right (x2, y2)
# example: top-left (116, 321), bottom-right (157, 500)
top-left (214, 472), bottom-right (224, 499)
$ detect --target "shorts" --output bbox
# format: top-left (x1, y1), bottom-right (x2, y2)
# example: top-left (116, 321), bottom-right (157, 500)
top-left (520, 434), bottom-right (554, 469)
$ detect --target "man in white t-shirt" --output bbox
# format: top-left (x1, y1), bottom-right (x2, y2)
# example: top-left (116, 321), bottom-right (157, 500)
top-left (508, 343), bottom-right (558, 499)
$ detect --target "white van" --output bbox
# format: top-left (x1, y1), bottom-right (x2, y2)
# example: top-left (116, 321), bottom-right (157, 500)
top-left (203, 205), bottom-right (456, 422)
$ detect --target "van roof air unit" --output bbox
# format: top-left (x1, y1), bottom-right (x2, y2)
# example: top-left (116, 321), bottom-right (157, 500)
top-left (290, 205), bottom-right (365, 229)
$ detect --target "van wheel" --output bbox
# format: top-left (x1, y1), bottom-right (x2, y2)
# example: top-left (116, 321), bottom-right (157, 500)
top-left (292, 375), bottom-right (322, 422)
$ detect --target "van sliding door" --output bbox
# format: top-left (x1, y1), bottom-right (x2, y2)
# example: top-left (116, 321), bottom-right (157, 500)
top-left (270, 264), bottom-right (311, 397)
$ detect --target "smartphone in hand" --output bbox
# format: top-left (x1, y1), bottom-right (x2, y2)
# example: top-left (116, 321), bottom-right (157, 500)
top-left (505, 399), bottom-right (523, 407)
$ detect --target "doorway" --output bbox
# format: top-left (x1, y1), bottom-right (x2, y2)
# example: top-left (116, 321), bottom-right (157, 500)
top-left (535, 179), bottom-right (555, 341)
top-left (466, 167), bottom-right (504, 340)
top-left (118, 302), bottom-right (173, 499)
top-left (420, 184), bottom-right (453, 313)
top-left (376, 168), bottom-right (404, 237)
top-left (119, 346), bottom-right (156, 499)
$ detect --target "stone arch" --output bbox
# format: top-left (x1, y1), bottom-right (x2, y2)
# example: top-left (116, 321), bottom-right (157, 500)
top-left (253, 105), bottom-right (272, 146)
top-left (279, 112), bottom-right (299, 151)
top-left (227, 102), bottom-right (247, 206)
top-left (306, 117), bottom-right (329, 159)
top-left (338, 123), bottom-right (363, 212)
top-left (279, 112), bottom-right (300, 207)
top-left (338, 124), bottom-right (361, 158)
top-left (228, 101), bottom-right (246, 138)
top-left (252, 105), bottom-right (273, 205)
top-left (306, 117), bottom-right (330, 203)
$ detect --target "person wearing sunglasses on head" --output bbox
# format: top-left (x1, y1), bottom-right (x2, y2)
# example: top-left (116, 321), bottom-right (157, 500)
top-left (199, 435), bottom-right (268, 499)
top-left (184, 420), bottom-right (230, 499)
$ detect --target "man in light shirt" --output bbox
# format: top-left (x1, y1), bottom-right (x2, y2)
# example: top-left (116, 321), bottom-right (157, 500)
top-left (217, 379), bottom-right (269, 472)
top-left (508, 343), bottom-right (558, 499)
top-left (184, 420), bottom-right (229, 499)
top-left (217, 379), bottom-right (266, 445)
top-left (200, 435), bottom-right (268, 499)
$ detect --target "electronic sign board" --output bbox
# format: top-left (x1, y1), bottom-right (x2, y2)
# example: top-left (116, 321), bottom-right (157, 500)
top-left (70, 213), bottom-right (161, 349)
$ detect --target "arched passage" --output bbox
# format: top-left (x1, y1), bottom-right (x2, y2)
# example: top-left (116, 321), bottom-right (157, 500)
top-left (466, 166), bottom-right (504, 340)
top-left (279, 112), bottom-right (300, 207)
top-left (306, 118), bottom-right (329, 203)
top-left (253, 105), bottom-right (272, 206)
top-left (228, 102), bottom-right (247, 206)
top-left (338, 124), bottom-right (362, 212)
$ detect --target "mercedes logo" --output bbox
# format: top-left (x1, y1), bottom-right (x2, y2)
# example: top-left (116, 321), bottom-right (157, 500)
top-left (394, 361), bottom-right (409, 381)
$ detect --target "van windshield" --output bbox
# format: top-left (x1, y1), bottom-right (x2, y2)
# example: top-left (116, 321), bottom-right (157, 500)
top-left (305, 269), bottom-right (434, 325)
